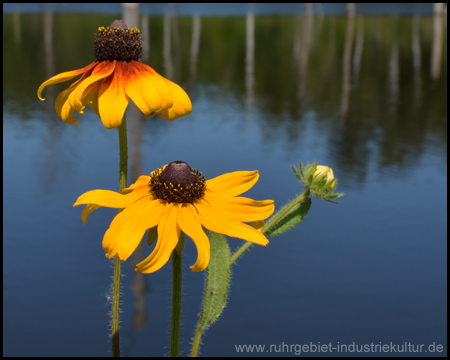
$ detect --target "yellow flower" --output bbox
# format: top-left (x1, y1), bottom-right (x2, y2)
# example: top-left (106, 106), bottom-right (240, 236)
top-left (37, 20), bottom-right (191, 129)
top-left (74, 161), bottom-right (275, 273)
top-left (313, 165), bottom-right (335, 184)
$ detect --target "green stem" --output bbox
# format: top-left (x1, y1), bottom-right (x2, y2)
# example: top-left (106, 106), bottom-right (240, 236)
top-left (230, 188), bottom-right (310, 265)
top-left (112, 114), bottom-right (128, 357)
top-left (111, 254), bottom-right (121, 357)
top-left (263, 189), bottom-right (310, 233)
top-left (170, 236), bottom-right (183, 357)
top-left (229, 241), bottom-right (252, 265)
top-left (118, 114), bottom-right (128, 193)
top-left (190, 325), bottom-right (203, 357)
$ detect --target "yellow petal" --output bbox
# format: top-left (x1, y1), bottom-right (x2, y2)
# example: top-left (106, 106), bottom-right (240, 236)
top-left (122, 62), bottom-right (155, 115)
top-left (177, 203), bottom-right (210, 271)
top-left (82, 81), bottom-right (101, 118)
top-left (68, 61), bottom-right (115, 112)
top-left (133, 61), bottom-right (174, 110)
top-left (159, 77), bottom-right (192, 121)
top-left (204, 192), bottom-right (274, 222)
top-left (124, 61), bottom-right (171, 116)
top-left (55, 87), bottom-right (79, 125)
top-left (98, 61), bottom-right (130, 129)
top-left (125, 61), bottom-right (166, 115)
top-left (102, 197), bottom-right (164, 259)
top-left (206, 171), bottom-right (259, 197)
top-left (81, 204), bottom-right (100, 225)
top-left (136, 204), bottom-right (180, 273)
top-left (123, 175), bottom-right (151, 192)
top-left (252, 220), bottom-right (265, 232)
top-left (73, 188), bottom-right (148, 208)
top-left (197, 199), bottom-right (269, 246)
top-left (58, 80), bottom-right (101, 125)
top-left (114, 198), bottom-right (165, 261)
top-left (37, 61), bottom-right (98, 101)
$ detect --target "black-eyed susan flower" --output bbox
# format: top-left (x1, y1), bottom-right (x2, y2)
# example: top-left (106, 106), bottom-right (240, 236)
top-left (74, 161), bottom-right (274, 273)
top-left (37, 20), bottom-right (192, 129)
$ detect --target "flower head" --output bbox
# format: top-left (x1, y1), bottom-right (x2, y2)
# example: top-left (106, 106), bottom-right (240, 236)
top-left (38, 20), bottom-right (192, 129)
top-left (74, 161), bottom-right (275, 273)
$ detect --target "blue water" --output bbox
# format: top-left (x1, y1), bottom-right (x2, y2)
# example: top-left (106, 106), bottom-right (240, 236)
top-left (3, 7), bottom-right (447, 357)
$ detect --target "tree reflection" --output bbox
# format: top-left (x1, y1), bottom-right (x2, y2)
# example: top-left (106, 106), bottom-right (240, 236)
top-left (3, 12), bottom-right (447, 183)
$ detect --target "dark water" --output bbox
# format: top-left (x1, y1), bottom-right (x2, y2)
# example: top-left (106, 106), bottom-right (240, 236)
top-left (3, 6), bottom-right (447, 357)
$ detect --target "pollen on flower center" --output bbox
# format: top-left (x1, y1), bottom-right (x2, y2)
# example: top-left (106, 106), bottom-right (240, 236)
top-left (94, 20), bottom-right (143, 61)
top-left (149, 161), bottom-right (206, 204)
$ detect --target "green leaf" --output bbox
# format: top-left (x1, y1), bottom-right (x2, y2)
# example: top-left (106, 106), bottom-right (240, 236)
top-left (197, 232), bottom-right (231, 327)
top-left (299, 161), bottom-right (305, 178)
top-left (324, 193), bottom-right (343, 199)
top-left (265, 198), bottom-right (311, 236)
top-left (292, 165), bottom-right (302, 181)
top-left (146, 226), bottom-right (158, 246)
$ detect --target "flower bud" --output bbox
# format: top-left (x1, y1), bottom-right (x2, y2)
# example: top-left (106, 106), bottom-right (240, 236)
top-left (313, 165), bottom-right (335, 184)
top-left (312, 165), bottom-right (337, 193)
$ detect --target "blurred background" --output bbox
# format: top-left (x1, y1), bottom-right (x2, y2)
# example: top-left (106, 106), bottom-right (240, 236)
top-left (3, 3), bottom-right (447, 357)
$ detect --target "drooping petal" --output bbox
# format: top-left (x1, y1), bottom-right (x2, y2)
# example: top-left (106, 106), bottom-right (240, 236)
top-left (130, 61), bottom-right (174, 112)
top-left (177, 203), bottom-right (210, 271)
top-left (123, 61), bottom-right (165, 116)
top-left (123, 61), bottom-right (164, 116)
top-left (37, 61), bottom-right (98, 101)
top-left (55, 67), bottom-right (96, 121)
top-left (81, 204), bottom-right (100, 225)
top-left (204, 192), bottom-right (275, 222)
top-left (98, 61), bottom-right (130, 129)
top-left (122, 62), bottom-right (153, 115)
top-left (159, 77), bottom-right (192, 121)
top-left (68, 61), bottom-right (115, 112)
top-left (103, 197), bottom-right (165, 260)
top-left (73, 188), bottom-right (149, 209)
top-left (136, 204), bottom-right (180, 273)
top-left (55, 87), bottom-right (80, 125)
top-left (116, 198), bottom-right (165, 261)
top-left (197, 199), bottom-right (269, 246)
top-left (206, 171), bottom-right (259, 197)
top-left (58, 80), bottom-right (101, 125)
top-left (81, 81), bottom-right (101, 118)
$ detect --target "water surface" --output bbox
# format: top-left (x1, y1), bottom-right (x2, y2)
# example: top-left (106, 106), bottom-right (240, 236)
top-left (3, 7), bottom-right (447, 357)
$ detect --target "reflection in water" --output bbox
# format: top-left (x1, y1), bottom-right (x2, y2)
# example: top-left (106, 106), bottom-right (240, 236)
top-left (190, 14), bottom-right (201, 82)
top-left (431, 13), bottom-right (443, 79)
top-left (141, 15), bottom-right (150, 63)
top-left (412, 16), bottom-right (422, 102)
top-left (294, 11), bottom-right (314, 104)
top-left (121, 3), bottom-right (149, 338)
top-left (3, 13), bottom-right (447, 183)
top-left (245, 12), bottom-right (254, 109)
top-left (13, 12), bottom-right (21, 44)
top-left (340, 7), bottom-right (355, 117)
top-left (163, 13), bottom-right (173, 79)
top-left (388, 42), bottom-right (399, 114)
top-left (43, 11), bottom-right (54, 82)
top-left (352, 16), bottom-right (364, 89)
top-left (122, 3), bottom-right (139, 29)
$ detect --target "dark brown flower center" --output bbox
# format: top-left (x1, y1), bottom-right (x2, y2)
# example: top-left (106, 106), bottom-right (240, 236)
top-left (149, 161), bottom-right (206, 204)
top-left (94, 20), bottom-right (143, 61)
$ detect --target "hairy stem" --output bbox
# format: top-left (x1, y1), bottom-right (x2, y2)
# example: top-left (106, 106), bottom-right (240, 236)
top-left (112, 114), bottom-right (128, 357)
